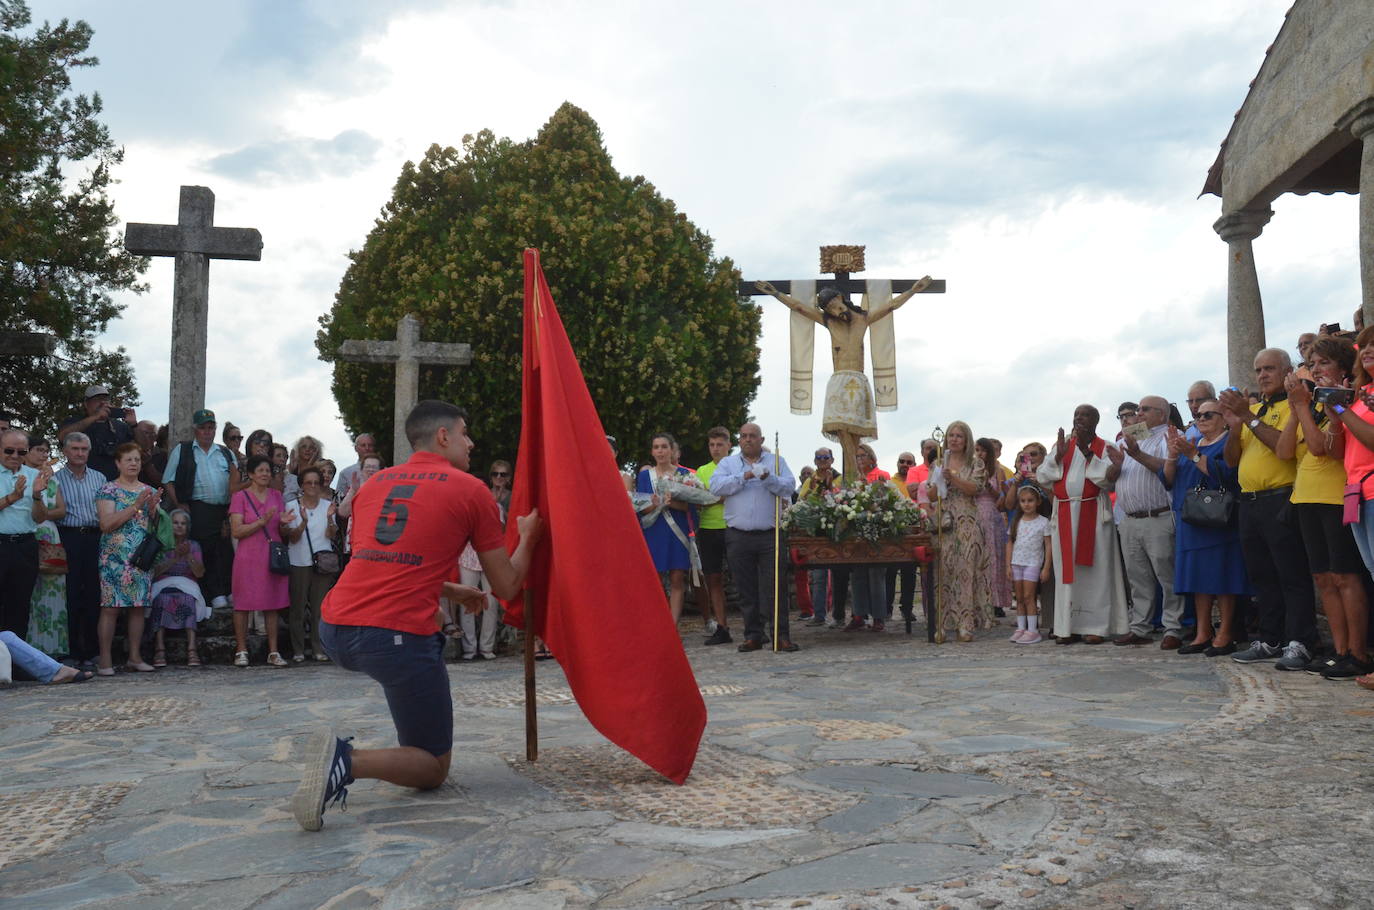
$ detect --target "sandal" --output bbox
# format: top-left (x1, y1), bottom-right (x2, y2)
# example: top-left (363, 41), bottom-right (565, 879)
top-left (187, 651), bottom-right (202, 668)
top-left (153, 650), bottom-right (168, 668)
top-left (234, 651), bottom-right (249, 667)
top-left (534, 645), bottom-right (554, 661)
top-left (1357, 673), bottom-right (1374, 691)
top-left (125, 661), bottom-right (156, 673)
top-left (50, 666), bottom-right (94, 684)
top-left (267, 652), bottom-right (289, 668)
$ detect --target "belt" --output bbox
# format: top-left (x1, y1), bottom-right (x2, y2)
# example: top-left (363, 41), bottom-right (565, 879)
top-left (728, 527), bottom-right (776, 534)
top-left (1239, 486), bottom-right (1292, 501)
top-left (59, 525), bottom-right (101, 534)
top-left (1125, 506), bottom-right (1171, 519)
top-left (0, 532), bottom-right (35, 542)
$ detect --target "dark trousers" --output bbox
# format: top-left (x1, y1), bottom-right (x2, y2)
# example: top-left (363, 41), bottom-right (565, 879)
top-left (885, 562), bottom-right (916, 618)
top-left (59, 527), bottom-right (101, 661)
top-left (725, 528), bottom-right (790, 642)
top-left (188, 501), bottom-right (232, 601)
top-left (830, 567), bottom-right (850, 622)
top-left (0, 533), bottom-right (39, 636)
top-left (1238, 493), bottom-right (1316, 647)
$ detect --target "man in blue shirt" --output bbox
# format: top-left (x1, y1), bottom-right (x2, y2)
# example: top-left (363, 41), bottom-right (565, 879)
top-left (163, 409), bottom-right (238, 608)
top-left (0, 429), bottom-right (51, 634)
top-left (56, 432), bottom-right (108, 667)
top-left (709, 423), bottom-right (799, 653)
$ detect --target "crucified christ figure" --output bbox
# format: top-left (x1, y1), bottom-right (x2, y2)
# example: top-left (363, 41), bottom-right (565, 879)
top-left (755, 276), bottom-right (931, 478)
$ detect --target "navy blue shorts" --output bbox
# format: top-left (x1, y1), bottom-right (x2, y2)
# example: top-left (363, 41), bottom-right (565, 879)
top-left (320, 621), bottom-right (453, 757)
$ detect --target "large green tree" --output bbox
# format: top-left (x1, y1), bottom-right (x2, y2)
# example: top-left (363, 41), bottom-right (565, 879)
top-left (318, 103), bottom-right (760, 467)
top-left (0, 0), bottom-right (145, 437)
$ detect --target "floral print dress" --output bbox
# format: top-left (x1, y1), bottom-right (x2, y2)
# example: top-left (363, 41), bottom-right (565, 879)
top-left (934, 457), bottom-right (994, 633)
top-left (28, 481), bottom-right (68, 655)
top-left (96, 482), bottom-right (154, 608)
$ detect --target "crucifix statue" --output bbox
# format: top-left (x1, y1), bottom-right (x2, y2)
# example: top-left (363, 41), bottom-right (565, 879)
top-left (739, 245), bottom-right (945, 479)
top-left (124, 186), bottom-right (262, 445)
top-left (338, 314), bottom-right (472, 463)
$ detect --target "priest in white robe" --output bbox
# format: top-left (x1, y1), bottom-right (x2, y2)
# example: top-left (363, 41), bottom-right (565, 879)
top-left (1036, 404), bottom-right (1130, 643)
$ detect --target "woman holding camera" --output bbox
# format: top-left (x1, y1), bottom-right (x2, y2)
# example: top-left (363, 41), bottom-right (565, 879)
top-left (1286, 336), bottom-right (1370, 679)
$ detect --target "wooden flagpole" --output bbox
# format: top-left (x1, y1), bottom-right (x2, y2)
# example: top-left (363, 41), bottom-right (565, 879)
top-left (524, 590), bottom-right (538, 761)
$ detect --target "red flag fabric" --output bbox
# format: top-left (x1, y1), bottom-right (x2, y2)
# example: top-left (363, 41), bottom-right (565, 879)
top-left (503, 248), bottom-right (706, 784)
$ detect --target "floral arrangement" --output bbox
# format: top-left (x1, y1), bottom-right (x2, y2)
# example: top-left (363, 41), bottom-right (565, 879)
top-left (783, 478), bottom-right (927, 543)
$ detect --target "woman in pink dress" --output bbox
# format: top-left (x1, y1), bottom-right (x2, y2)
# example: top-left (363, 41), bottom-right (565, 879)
top-left (229, 454), bottom-right (293, 667)
top-left (974, 437), bottom-right (1012, 617)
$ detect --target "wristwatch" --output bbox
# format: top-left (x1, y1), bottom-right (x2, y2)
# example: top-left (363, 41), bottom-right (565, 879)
top-left (1247, 417), bottom-right (1261, 429)
top-left (1191, 453), bottom-right (1202, 464)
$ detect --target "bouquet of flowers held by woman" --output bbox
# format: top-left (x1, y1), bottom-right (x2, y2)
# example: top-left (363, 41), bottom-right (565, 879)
top-left (784, 477), bottom-right (927, 543)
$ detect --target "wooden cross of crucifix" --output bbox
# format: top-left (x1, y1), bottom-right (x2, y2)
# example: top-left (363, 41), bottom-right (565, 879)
top-left (739, 245), bottom-right (946, 479)
top-left (124, 185), bottom-right (262, 445)
top-left (338, 314), bottom-right (473, 463)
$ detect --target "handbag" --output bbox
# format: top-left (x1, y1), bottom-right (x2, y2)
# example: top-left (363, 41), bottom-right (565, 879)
top-left (245, 493), bottom-right (292, 575)
top-left (1181, 485), bottom-right (1235, 529)
top-left (1342, 470), bottom-right (1374, 525)
top-left (302, 503), bottom-right (340, 576)
top-left (39, 538), bottom-right (68, 575)
top-left (130, 509), bottom-right (163, 572)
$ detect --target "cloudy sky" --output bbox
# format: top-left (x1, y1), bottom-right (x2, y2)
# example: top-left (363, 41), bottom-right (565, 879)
top-left (31, 0), bottom-right (1358, 470)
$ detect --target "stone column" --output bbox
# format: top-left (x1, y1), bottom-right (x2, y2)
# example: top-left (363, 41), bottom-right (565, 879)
top-left (1213, 208), bottom-right (1273, 390)
top-left (1338, 98), bottom-right (1374, 330)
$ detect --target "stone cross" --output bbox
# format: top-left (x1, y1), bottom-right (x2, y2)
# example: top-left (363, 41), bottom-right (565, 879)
top-left (124, 186), bottom-right (262, 445)
top-left (338, 314), bottom-right (473, 462)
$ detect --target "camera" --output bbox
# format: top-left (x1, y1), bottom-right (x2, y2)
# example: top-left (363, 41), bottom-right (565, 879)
top-left (1314, 386), bottom-right (1354, 407)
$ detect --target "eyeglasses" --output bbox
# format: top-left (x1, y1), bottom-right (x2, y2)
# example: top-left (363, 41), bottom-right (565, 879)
top-left (490, 471), bottom-right (509, 477)
top-left (1117, 413), bottom-right (1137, 420)
top-left (2, 447), bottom-right (27, 457)
top-left (815, 454), bottom-right (832, 461)
top-left (1139, 404), bottom-right (1165, 413)
top-left (1198, 411), bottom-right (1223, 419)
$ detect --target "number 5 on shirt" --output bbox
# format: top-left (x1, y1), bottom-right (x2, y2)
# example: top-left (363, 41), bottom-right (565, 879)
top-left (375, 485), bottom-right (417, 545)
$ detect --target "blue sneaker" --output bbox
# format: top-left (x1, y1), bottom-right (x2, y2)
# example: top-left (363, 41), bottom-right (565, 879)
top-left (292, 729), bottom-right (354, 831)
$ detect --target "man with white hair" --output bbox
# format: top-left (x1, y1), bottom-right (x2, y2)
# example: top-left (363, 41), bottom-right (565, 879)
top-left (55, 432), bottom-right (107, 667)
top-left (336, 433), bottom-right (377, 493)
top-left (1183, 380), bottom-right (1217, 440)
top-left (1221, 348), bottom-right (1317, 670)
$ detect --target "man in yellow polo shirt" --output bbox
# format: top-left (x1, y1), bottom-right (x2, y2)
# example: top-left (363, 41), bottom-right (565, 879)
top-left (1221, 347), bottom-right (1317, 668)
top-left (696, 427), bottom-right (733, 645)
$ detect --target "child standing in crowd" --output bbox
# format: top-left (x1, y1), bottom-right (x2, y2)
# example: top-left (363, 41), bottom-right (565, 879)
top-left (1006, 483), bottom-right (1051, 644)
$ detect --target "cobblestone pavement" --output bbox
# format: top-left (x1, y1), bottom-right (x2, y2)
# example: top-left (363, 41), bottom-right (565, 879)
top-left (2, 617), bottom-right (1372, 909)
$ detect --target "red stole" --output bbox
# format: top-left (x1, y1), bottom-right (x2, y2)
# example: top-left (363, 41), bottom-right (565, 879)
top-left (1052, 436), bottom-right (1106, 584)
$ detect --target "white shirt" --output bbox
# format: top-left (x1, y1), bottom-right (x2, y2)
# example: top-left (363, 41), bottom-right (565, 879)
top-left (286, 498), bottom-right (333, 567)
top-left (1010, 514), bottom-right (1051, 568)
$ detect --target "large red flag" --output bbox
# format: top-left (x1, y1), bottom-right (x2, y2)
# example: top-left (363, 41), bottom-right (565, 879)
top-left (503, 248), bottom-right (706, 784)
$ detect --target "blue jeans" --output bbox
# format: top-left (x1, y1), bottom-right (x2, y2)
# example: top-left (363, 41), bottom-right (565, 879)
top-left (320, 621), bottom-right (453, 757)
top-left (809, 570), bottom-right (829, 620)
top-left (851, 567), bottom-right (889, 621)
top-left (0, 630), bottom-right (62, 683)
top-left (1351, 501), bottom-right (1374, 580)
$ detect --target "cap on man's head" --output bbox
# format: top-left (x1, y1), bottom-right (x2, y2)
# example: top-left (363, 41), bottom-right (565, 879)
top-left (84, 384), bottom-right (110, 399)
top-left (192, 408), bottom-right (216, 426)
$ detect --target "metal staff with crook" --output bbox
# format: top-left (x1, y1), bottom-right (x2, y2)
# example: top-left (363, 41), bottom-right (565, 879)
top-left (931, 425), bottom-right (947, 645)
top-left (772, 431), bottom-right (782, 653)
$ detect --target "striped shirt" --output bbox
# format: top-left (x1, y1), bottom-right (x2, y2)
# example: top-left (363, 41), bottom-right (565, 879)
top-left (56, 465), bottom-right (106, 528)
top-left (1116, 424), bottom-right (1172, 514)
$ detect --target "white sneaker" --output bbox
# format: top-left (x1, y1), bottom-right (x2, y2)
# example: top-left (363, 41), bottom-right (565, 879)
top-left (211, 596), bottom-right (229, 609)
top-left (706, 619), bottom-right (718, 635)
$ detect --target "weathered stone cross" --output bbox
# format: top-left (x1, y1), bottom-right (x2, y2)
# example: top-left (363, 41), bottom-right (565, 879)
top-left (124, 185), bottom-right (262, 445)
top-left (338, 314), bottom-right (472, 463)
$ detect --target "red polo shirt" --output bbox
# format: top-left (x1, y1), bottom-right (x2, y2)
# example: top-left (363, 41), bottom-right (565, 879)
top-left (322, 451), bottom-right (504, 636)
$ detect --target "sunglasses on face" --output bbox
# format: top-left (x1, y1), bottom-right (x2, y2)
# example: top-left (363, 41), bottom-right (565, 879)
top-left (815, 455), bottom-right (832, 461)
top-left (1198, 411), bottom-right (1223, 419)
top-left (491, 471), bottom-right (509, 477)
top-left (3, 447), bottom-right (28, 457)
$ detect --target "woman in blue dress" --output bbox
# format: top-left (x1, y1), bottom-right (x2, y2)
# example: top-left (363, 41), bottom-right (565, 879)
top-left (635, 433), bottom-right (698, 625)
top-left (1162, 397), bottom-right (1251, 656)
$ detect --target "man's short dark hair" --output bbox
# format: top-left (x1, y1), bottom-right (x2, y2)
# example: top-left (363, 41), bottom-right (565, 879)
top-left (707, 426), bottom-right (730, 442)
top-left (405, 400), bottom-right (469, 447)
top-left (1116, 401), bottom-right (1138, 416)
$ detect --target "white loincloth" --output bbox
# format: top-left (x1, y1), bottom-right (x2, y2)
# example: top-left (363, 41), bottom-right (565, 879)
top-left (822, 370), bottom-right (877, 442)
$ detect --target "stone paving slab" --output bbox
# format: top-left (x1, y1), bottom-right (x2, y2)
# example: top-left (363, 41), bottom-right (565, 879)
top-left (1, 617), bottom-right (1371, 909)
